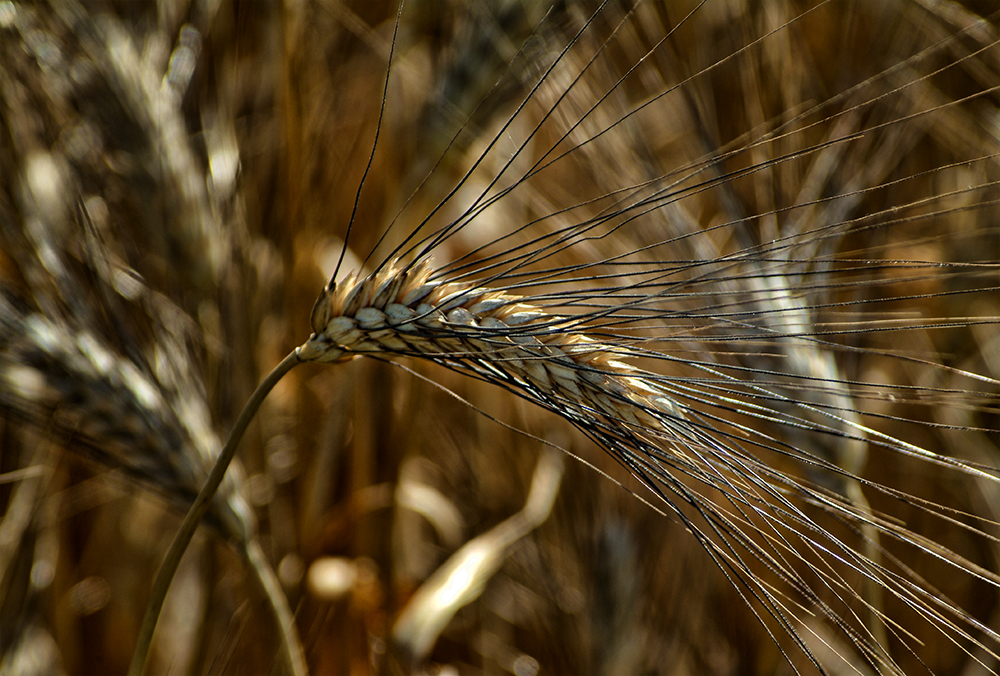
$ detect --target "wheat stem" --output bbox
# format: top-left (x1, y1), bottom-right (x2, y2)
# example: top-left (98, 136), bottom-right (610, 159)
top-left (244, 539), bottom-right (307, 676)
top-left (128, 350), bottom-right (304, 676)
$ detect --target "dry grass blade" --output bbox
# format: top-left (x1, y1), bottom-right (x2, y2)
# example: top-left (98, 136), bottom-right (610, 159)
top-left (392, 447), bottom-right (564, 666)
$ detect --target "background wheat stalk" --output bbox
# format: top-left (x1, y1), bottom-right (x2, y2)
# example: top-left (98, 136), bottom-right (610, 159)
top-left (2, 0), bottom-right (1000, 675)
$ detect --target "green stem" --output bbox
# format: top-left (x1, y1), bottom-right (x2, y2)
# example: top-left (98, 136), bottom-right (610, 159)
top-left (128, 349), bottom-right (303, 676)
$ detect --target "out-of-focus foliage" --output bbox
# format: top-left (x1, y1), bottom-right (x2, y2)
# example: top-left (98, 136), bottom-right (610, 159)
top-left (1, 1), bottom-right (998, 675)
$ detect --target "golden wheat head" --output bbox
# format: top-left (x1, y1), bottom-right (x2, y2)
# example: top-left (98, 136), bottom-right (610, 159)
top-left (303, 258), bottom-right (683, 435)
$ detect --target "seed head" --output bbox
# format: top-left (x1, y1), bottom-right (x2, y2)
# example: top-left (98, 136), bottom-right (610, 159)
top-left (300, 258), bottom-right (683, 443)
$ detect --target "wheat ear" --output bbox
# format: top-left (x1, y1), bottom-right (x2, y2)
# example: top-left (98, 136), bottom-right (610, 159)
top-left (300, 255), bottom-right (1000, 675)
top-left (303, 258), bottom-right (681, 429)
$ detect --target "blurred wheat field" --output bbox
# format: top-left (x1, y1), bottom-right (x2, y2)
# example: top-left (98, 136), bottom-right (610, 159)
top-left (1, 1), bottom-right (999, 675)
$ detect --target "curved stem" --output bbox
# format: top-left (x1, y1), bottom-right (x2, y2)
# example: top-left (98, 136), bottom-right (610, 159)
top-left (244, 538), bottom-right (308, 676)
top-left (129, 350), bottom-right (303, 676)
